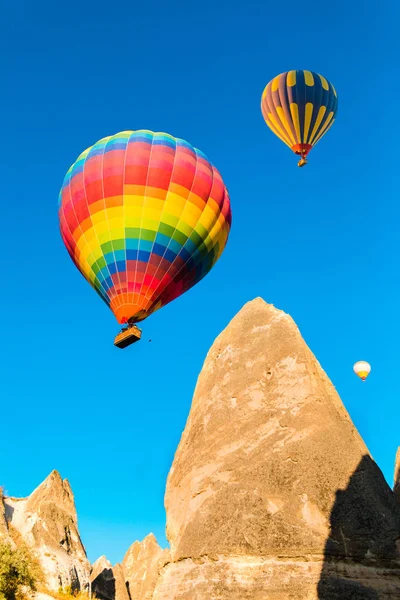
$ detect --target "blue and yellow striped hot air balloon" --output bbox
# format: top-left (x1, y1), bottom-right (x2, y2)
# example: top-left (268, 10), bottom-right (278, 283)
top-left (261, 70), bottom-right (338, 167)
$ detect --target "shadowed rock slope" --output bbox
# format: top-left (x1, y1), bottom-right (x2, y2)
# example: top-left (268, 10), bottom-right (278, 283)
top-left (91, 556), bottom-right (130, 600)
top-left (122, 533), bottom-right (168, 600)
top-left (91, 534), bottom-right (167, 600)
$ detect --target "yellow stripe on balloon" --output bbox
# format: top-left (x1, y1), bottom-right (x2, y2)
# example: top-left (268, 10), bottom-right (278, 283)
top-left (304, 71), bottom-right (314, 86)
top-left (81, 246), bottom-right (95, 267)
top-left (167, 201), bottom-right (187, 219)
top-left (309, 106), bottom-right (327, 145)
top-left (160, 192), bottom-right (190, 236)
top-left (107, 220), bottom-right (124, 236)
top-left (91, 209), bottom-right (108, 225)
top-left (104, 207), bottom-right (124, 221)
top-left (124, 202), bottom-right (144, 216)
top-left (177, 221), bottom-right (192, 237)
top-left (303, 103), bottom-right (314, 144)
top-left (114, 131), bottom-right (131, 139)
top-left (312, 113), bottom-right (335, 146)
top-left (289, 103), bottom-right (301, 144)
top-left (318, 74), bottom-right (329, 90)
top-left (98, 231), bottom-right (112, 245)
top-left (141, 206), bottom-right (165, 222)
top-left (179, 207), bottom-right (200, 229)
top-left (88, 244), bottom-right (104, 262)
top-left (143, 194), bottom-right (165, 211)
top-left (122, 193), bottom-right (144, 207)
top-left (84, 227), bottom-right (97, 244)
top-left (84, 235), bottom-right (104, 263)
top-left (276, 107), bottom-right (296, 146)
top-left (76, 228), bottom-right (102, 262)
top-left (198, 203), bottom-right (216, 229)
top-left (271, 75), bottom-right (281, 92)
top-left (141, 218), bottom-right (159, 232)
top-left (287, 70), bottom-right (296, 86)
top-left (95, 221), bottom-right (112, 238)
top-left (265, 113), bottom-right (292, 147)
top-left (265, 115), bottom-right (291, 147)
top-left (357, 371), bottom-right (369, 379)
top-left (163, 212), bottom-right (179, 228)
top-left (331, 84), bottom-right (337, 97)
top-left (77, 256), bottom-right (89, 275)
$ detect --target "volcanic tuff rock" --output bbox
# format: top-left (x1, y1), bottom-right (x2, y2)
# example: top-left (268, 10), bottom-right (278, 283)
top-left (92, 534), bottom-right (167, 600)
top-left (0, 487), bottom-right (8, 537)
top-left (2, 470), bottom-right (91, 592)
top-left (91, 556), bottom-right (130, 600)
top-left (152, 298), bottom-right (400, 599)
top-left (395, 447), bottom-right (400, 504)
top-left (122, 533), bottom-right (168, 600)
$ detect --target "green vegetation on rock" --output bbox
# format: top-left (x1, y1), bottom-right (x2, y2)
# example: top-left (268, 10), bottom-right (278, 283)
top-left (0, 541), bottom-right (42, 600)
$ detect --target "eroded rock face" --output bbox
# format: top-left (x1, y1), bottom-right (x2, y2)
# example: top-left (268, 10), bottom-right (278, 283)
top-left (91, 535), bottom-right (168, 600)
top-left (3, 470), bottom-right (90, 592)
top-left (91, 556), bottom-right (130, 600)
top-left (153, 298), bottom-right (400, 599)
top-left (394, 447), bottom-right (400, 504)
top-left (0, 488), bottom-right (9, 537)
top-left (122, 534), bottom-right (166, 600)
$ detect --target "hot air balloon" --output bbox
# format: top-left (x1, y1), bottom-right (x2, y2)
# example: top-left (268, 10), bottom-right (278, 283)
top-left (353, 361), bottom-right (371, 382)
top-left (58, 130), bottom-right (231, 348)
top-left (261, 70), bottom-right (338, 167)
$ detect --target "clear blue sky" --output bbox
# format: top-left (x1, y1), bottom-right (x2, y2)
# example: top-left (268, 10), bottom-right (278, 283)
top-left (1, 0), bottom-right (399, 565)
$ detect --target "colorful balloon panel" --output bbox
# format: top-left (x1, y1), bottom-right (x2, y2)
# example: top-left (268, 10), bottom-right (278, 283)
top-left (261, 70), bottom-right (338, 159)
top-left (59, 130), bottom-right (232, 324)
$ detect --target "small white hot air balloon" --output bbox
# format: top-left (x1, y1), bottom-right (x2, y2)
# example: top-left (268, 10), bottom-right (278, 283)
top-left (353, 361), bottom-right (371, 382)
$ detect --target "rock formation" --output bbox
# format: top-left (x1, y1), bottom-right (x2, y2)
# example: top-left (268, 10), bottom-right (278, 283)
top-left (92, 534), bottom-right (167, 600)
top-left (152, 298), bottom-right (400, 599)
top-left (0, 487), bottom-right (8, 537)
top-left (2, 298), bottom-right (400, 598)
top-left (2, 470), bottom-right (91, 592)
top-left (395, 447), bottom-right (400, 504)
top-left (91, 556), bottom-right (130, 600)
top-left (122, 534), bottom-right (167, 600)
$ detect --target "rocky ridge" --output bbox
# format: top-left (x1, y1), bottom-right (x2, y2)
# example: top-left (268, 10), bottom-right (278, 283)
top-left (1, 470), bottom-right (91, 592)
top-left (2, 298), bottom-right (400, 599)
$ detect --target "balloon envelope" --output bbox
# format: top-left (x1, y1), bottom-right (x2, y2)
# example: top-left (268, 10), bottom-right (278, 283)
top-left (261, 70), bottom-right (338, 164)
top-left (59, 130), bottom-right (232, 324)
top-left (353, 361), bottom-right (371, 381)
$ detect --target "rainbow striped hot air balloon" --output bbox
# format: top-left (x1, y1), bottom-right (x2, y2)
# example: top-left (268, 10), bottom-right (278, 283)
top-left (59, 130), bottom-right (231, 348)
top-left (261, 70), bottom-right (338, 167)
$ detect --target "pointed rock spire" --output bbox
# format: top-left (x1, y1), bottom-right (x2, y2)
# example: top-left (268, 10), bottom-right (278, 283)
top-left (3, 470), bottom-right (90, 592)
top-left (91, 557), bottom-right (129, 600)
top-left (122, 533), bottom-right (168, 600)
top-left (153, 298), bottom-right (400, 599)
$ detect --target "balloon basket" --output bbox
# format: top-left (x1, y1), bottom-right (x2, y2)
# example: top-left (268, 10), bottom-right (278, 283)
top-left (114, 324), bottom-right (142, 349)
